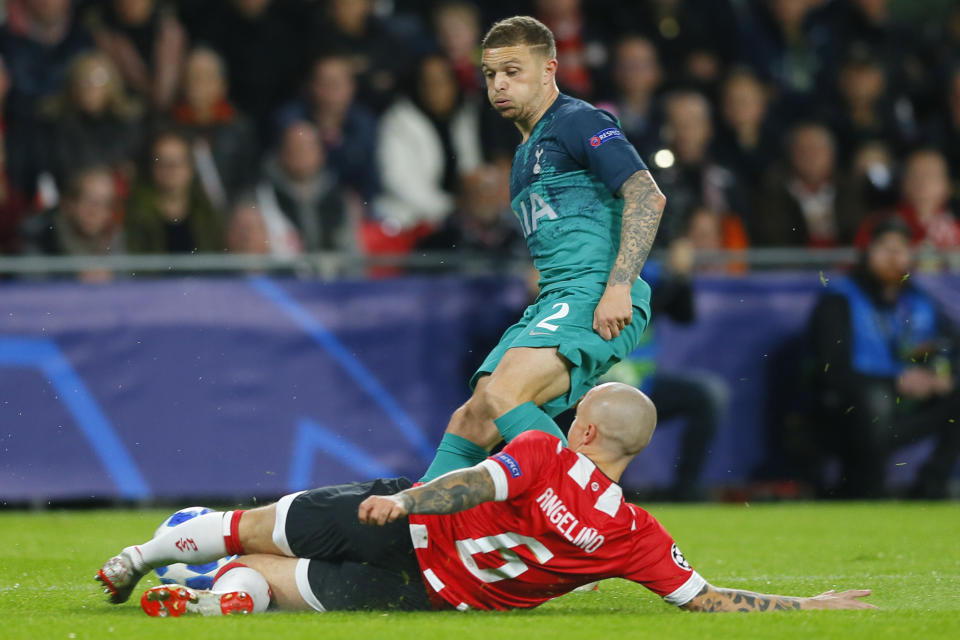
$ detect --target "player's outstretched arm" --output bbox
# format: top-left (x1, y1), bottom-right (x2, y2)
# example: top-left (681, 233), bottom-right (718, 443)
top-left (680, 583), bottom-right (877, 612)
top-left (594, 170), bottom-right (666, 340)
top-left (358, 466), bottom-right (496, 526)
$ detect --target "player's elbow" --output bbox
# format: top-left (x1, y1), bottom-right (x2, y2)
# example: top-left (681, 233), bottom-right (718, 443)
top-left (649, 190), bottom-right (666, 212)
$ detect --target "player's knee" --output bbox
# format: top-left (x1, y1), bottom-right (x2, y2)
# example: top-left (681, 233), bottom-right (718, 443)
top-left (446, 398), bottom-right (500, 449)
top-left (478, 379), bottom-right (523, 419)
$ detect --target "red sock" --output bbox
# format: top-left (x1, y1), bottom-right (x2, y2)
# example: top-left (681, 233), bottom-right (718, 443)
top-left (223, 510), bottom-right (246, 556)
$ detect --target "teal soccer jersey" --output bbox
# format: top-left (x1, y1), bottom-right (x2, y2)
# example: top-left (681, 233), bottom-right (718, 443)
top-left (510, 92), bottom-right (650, 299)
top-left (473, 93), bottom-right (655, 415)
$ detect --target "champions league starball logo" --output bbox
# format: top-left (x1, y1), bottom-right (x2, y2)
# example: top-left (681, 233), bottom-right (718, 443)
top-left (671, 543), bottom-right (691, 570)
top-left (588, 127), bottom-right (624, 148)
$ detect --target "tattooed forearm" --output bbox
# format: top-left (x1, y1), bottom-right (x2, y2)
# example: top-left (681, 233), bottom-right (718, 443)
top-left (397, 467), bottom-right (496, 515)
top-left (608, 170), bottom-right (666, 286)
top-left (682, 584), bottom-right (805, 613)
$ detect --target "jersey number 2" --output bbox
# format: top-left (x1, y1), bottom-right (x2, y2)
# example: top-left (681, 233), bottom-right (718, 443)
top-left (535, 303), bottom-right (570, 332)
top-left (455, 532), bottom-right (554, 583)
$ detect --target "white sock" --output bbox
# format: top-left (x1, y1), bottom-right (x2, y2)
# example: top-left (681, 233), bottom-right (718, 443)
top-left (213, 565), bottom-right (271, 613)
top-left (127, 511), bottom-right (236, 572)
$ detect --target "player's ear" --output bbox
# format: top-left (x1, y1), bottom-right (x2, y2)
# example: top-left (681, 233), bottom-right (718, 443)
top-left (542, 57), bottom-right (558, 86)
top-left (583, 423), bottom-right (599, 445)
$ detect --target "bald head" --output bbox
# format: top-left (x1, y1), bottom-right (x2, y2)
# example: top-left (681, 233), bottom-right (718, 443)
top-left (573, 383), bottom-right (657, 457)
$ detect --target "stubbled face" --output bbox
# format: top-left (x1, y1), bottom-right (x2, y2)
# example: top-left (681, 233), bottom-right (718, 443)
top-left (65, 173), bottom-right (115, 238)
top-left (482, 45), bottom-right (551, 124)
top-left (867, 231), bottom-right (912, 286)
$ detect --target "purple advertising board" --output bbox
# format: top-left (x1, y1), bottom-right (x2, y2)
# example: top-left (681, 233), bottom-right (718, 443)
top-left (1, 273), bottom-right (957, 502)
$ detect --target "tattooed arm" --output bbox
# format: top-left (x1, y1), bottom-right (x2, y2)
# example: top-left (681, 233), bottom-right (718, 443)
top-left (357, 466), bottom-right (496, 526)
top-left (680, 583), bottom-right (876, 613)
top-left (593, 170), bottom-right (666, 340)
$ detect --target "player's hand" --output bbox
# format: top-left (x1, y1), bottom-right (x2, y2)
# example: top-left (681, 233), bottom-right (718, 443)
top-left (806, 589), bottom-right (877, 610)
top-left (358, 494), bottom-right (409, 526)
top-left (593, 284), bottom-right (633, 340)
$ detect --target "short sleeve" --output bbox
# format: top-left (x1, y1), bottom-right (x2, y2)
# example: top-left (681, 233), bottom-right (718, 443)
top-left (558, 107), bottom-right (648, 194)
top-left (479, 430), bottom-right (558, 502)
top-left (621, 505), bottom-right (706, 606)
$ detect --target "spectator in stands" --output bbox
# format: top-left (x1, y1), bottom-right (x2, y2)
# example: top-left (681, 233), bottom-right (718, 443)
top-left (85, 0), bottom-right (185, 112)
top-left (752, 122), bottom-right (862, 247)
top-left (433, 1), bottom-right (482, 97)
top-left (598, 0), bottom-right (740, 89)
top-left (826, 47), bottom-right (913, 163)
top-left (923, 66), bottom-right (960, 191)
top-left (603, 35), bottom-right (664, 162)
top-left (39, 51), bottom-right (142, 186)
top-left (823, 0), bottom-right (929, 112)
top-left (125, 130), bottom-right (224, 254)
top-left (171, 47), bottom-right (258, 210)
top-left (373, 54), bottom-right (482, 233)
top-left (179, 0), bottom-right (308, 147)
top-left (533, 0), bottom-right (601, 99)
top-left (315, 0), bottom-right (412, 113)
top-left (0, 54), bottom-right (31, 254)
top-left (856, 149), bottom-right (960, 250)
top-left (712, 68), bottom-right (780, 188)
top-left (685, 206), bottom-right (749, 274)
top-left (255, 121), bottom-right (352, 253)
top-left (806, 218), bottom-right (960, 498)
top-left (275, 55), bottom-right (379, 203)
top-left (739, 0), bottom-right (835, 117)
top-left (0, 0), bottom-right (94, 192)
top-left (416, 164), bottom-right (524, 260)
top-left (602, 238), bottom-right (729, 501)
top-left (652, 90), bottom-right (746, 246)
top-left (22, 165), bottom-right (122, 256)
top-left (849, 139), bottom-right (898, 215)
top-left (430, 2), bottom-right (519, 160)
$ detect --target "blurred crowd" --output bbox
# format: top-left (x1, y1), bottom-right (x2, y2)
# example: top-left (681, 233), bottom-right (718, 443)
top-left (0, 0), bottom-right (959, 275)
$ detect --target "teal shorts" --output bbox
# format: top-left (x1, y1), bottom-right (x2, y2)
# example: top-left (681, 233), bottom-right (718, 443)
top-left (470, 284), bottom-right (651, 417)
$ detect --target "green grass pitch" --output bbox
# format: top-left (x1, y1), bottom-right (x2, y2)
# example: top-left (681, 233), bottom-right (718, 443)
top-left (1, 502), bottom-right (957, 640)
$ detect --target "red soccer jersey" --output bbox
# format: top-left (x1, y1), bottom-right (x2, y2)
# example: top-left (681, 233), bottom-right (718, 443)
top-left (408, 431), bottom-right (705, 611)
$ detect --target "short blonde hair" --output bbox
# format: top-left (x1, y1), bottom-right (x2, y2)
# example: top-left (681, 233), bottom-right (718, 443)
top-left (481, 15), bottom-right (556, 59)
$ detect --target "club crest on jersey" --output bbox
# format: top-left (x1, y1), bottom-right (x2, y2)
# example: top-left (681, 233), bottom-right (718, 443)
top-left (671, 543), bottom-right (691, 571)
top-left (493, 452), bottom-right (522, 478)
top-left (533, 145), bottom-right (544, 175)
top-left (516, 192), bottom-right (558, 237)
top-left (589, 127), bottom-right (623, 148)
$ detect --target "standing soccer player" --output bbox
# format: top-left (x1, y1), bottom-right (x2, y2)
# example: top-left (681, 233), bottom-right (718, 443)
top-left (421, 16), bottom-right (667, 481)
